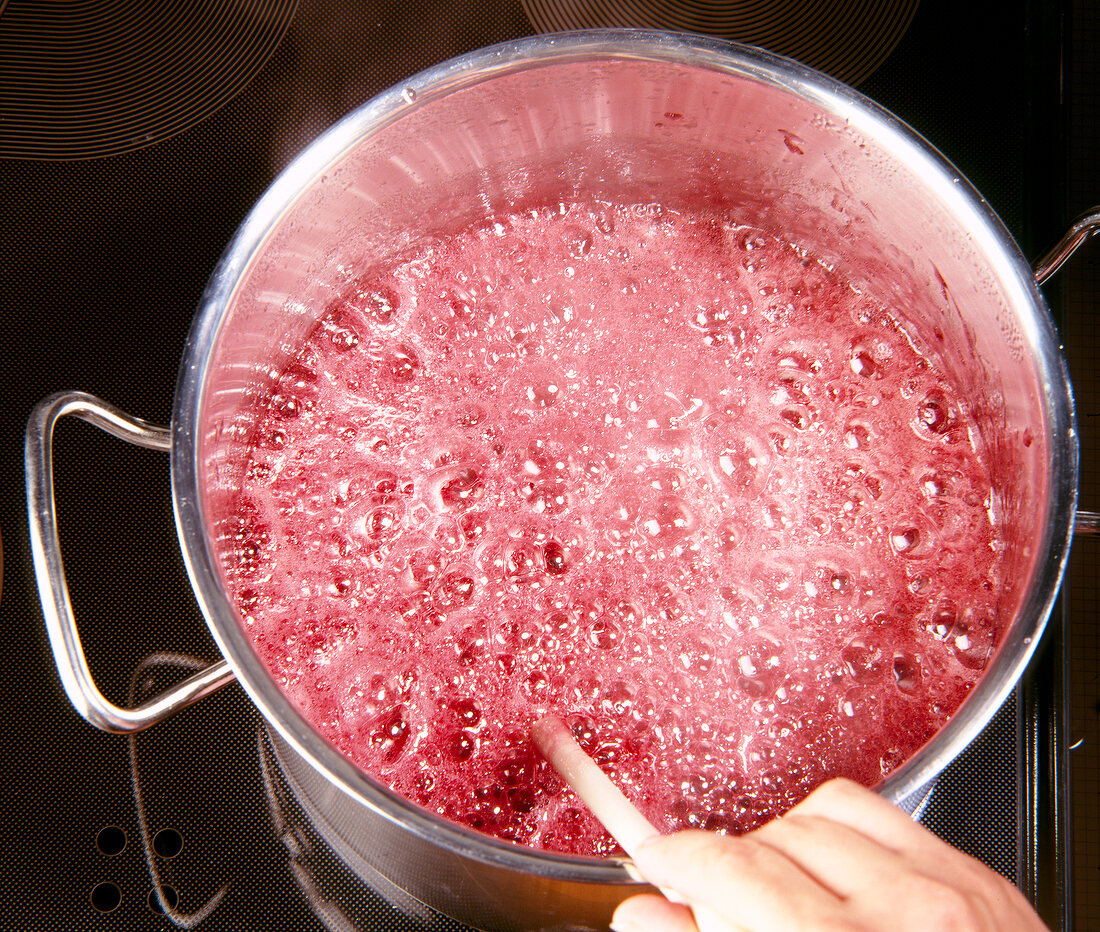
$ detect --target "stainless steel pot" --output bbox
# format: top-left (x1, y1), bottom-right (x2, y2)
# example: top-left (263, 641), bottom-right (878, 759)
top-left (27, 30), bottom-right (1100, 932)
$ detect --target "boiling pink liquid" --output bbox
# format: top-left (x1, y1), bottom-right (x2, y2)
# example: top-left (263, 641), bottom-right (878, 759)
top-left (225, 203), bottom-right (1002, 856)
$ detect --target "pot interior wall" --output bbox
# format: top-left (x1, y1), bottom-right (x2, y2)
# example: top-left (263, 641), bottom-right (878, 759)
top-left (193, 46), bottom-right (1053, 876)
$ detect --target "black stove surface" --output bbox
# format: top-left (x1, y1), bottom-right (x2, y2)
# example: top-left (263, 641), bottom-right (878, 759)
top-left (0, 0), bottom-right (1084, 928)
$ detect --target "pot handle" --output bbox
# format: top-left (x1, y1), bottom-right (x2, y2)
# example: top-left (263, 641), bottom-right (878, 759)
top-left (25, 391), bottom-right (236, 734)
top-left (1075, 511), bottom-right (1100, 536)
top-left (1034, 207), bottom-right (1100, 285)
top-left (1035, 209), bottom-right (1100, 538)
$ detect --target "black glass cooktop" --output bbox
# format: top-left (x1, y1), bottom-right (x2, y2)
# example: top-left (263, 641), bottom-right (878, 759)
top-left (1, 0), bottom-right (1089, 928)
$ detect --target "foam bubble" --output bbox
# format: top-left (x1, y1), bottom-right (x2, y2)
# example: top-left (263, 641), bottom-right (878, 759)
top-left (841, 636), bottom-right (886, 683)
top-left (387, 343), bottom-right (420, 381)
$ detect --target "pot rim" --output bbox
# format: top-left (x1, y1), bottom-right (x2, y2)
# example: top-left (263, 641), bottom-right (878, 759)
top-left (170, 28), bottom-right (1077, 882)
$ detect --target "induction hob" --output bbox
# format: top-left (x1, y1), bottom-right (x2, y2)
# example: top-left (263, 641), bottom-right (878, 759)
top-left (1, 0), bottom-right (1092, 928)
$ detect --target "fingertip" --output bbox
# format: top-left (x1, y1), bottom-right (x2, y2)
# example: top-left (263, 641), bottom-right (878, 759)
top-left (530, 714), bottom-right (566, 755)
top-left (613, 893), bottom-right (697, 932)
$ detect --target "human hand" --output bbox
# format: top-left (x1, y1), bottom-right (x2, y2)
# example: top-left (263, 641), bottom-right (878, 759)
top-left (611, 777), bottom-right (1049, 932)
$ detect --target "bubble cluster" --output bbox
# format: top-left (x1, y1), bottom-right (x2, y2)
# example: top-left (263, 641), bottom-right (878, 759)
top-left (225, 201), bottom-right (1006, 857)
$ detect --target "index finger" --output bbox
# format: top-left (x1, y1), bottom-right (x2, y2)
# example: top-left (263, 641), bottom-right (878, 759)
top-left (531, 715), bottom-right (660, 858)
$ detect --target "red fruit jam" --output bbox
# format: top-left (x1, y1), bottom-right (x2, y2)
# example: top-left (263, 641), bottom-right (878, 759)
top-left (224, 202), bottom-right (1003, 856)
